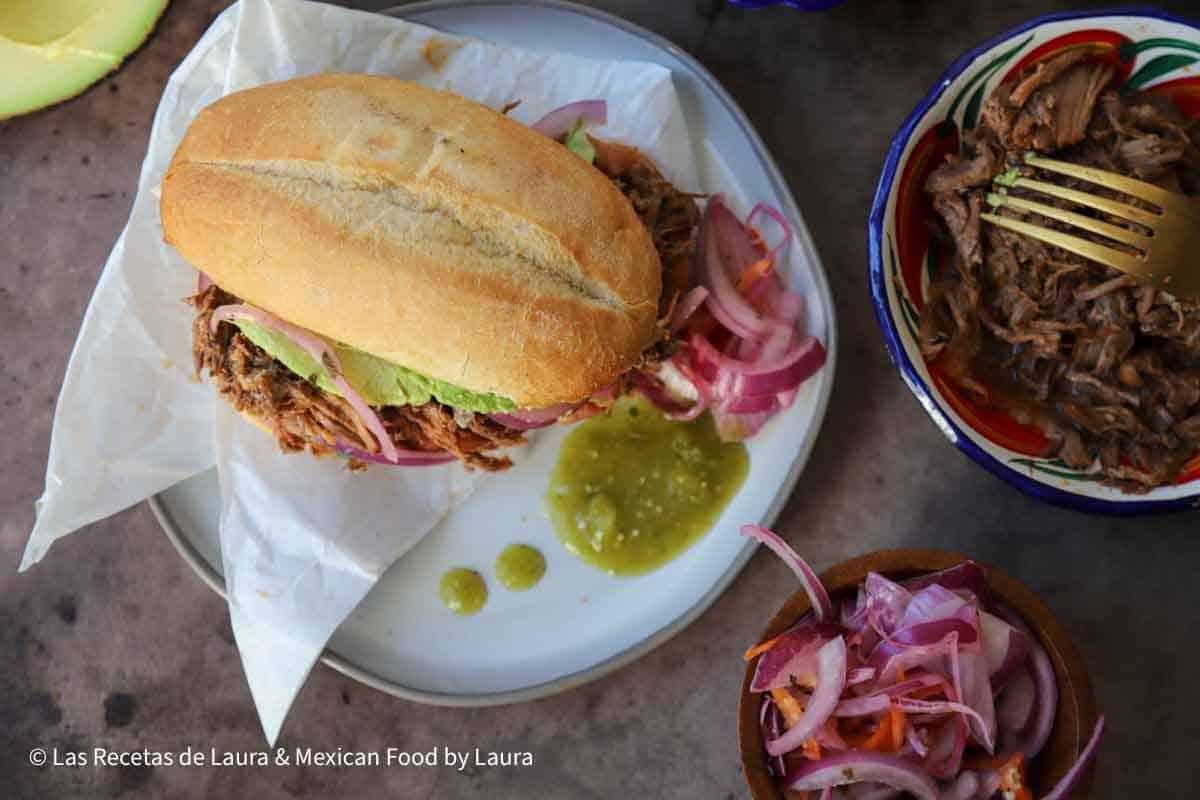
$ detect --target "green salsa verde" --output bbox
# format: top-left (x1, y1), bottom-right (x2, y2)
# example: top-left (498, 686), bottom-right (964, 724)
top-left (495, 544), bottom-right (547, 591)
top-left (544, 396), bottom-right (749, 576)
top-left (438, 568), bottom-right (487, 615)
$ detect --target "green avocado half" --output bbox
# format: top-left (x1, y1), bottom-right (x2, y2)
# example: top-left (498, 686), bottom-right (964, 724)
top-left (0, 0), bottom-right (169, 119)
top-left (234, 321), bottom-right (516, 414)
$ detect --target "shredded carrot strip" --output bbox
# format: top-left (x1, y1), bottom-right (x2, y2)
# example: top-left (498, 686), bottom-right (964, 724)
top-left (802, 737), bottom-right (822, 761)
top-left (770, 688), bottom-right (806, 729)
top-left (748, 227), bottom-right (767, 254)
top-left (735, 257), bottom-right (773, 294)
top-left (744, 634), bottom-right (784, 662)
top-left (969, 752), bottom-right (1031, 800)
top-left (845, 708), bottom-right (905, 752)
top-left (764, 685), bottom-right (820, 762)
top-left (682, 249), bottom-right (770, 338)
top-left (889, 707), bottom-right (906, 751)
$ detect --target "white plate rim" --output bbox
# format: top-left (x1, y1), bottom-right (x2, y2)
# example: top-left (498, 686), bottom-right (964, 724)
top-left (150, 0), bottom-right (839, 707)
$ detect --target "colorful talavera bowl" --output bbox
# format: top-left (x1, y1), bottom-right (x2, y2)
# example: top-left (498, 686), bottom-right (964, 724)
top-left (869, 9), bottom-right (1200, 514)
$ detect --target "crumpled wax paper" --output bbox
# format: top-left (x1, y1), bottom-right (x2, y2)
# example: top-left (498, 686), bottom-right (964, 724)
top-left (21, 0), bottom-right (697, 743)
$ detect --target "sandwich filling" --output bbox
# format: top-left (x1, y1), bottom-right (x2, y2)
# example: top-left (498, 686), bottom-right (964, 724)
top-left (232, 319), bottom-right (516, 413)
top-left (189, 141), bottom-right (699, 471)
top-left (192, 284), bottom-right (527, 470)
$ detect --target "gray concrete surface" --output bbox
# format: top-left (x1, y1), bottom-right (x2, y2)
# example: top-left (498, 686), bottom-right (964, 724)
top-left (2, 0), bottom-right (1197, 797)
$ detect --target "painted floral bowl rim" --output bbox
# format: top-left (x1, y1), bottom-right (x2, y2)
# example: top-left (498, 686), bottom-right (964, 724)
top-left (868, 7), bottom-right (1200, 514)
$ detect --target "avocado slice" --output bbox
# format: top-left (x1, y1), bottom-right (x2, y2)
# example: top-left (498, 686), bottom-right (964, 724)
top-left (0, 0), bottom-right (168, 119)
top-left (233, 320), bottom-right (518, 414)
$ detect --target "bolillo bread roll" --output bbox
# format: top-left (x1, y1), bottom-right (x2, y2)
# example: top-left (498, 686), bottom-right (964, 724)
top-left (161, 73), bottom-right (661, 408)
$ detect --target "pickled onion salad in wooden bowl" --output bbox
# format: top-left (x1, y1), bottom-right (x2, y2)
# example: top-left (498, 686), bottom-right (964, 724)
top-left (737, 528), bottom-right (1103, 799)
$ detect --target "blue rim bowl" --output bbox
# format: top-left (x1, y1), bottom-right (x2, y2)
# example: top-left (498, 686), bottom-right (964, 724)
top-left (868, 7), bottom-right (1200, 515)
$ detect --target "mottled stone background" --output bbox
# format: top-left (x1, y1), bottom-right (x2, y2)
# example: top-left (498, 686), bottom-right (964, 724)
top-left (2, 1), bottom-right (1197, 797)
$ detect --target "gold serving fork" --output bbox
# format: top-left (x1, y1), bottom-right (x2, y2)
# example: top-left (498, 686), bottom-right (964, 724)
top-left (983, 151), bottom-right (1200, 298)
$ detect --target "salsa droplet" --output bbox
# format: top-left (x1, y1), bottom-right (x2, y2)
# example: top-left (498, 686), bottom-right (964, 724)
top-left (438, 568), bottom-right (487, 615)
top-left (495, 544), bottom-right (547, 591)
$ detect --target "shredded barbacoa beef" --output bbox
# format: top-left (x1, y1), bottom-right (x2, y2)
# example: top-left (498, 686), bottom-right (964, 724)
top-left (593, 138), bottom-right (701, 305)
top-left (592, 137), bottom-right (701, 371)
top-left (191, 286), bottom-right (527, 471)
top-left (922, 51), bottom-right (1200, 492)
top-left (190, 147), bottom-right (700, 471)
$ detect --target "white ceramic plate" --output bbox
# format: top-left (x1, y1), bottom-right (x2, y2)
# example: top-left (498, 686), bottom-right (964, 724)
top-left (152, 0), bottom-right (837, 705)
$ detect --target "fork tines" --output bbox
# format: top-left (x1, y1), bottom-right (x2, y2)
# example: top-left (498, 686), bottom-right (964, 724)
top-left (982, 151), bottom-right (1180, 290)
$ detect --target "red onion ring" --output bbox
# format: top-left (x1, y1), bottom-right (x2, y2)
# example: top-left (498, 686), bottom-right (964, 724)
top-left (750, 619), bottom-right (842, 692)
top-left (768, 287), bottom-right (805, 326)
top-left (707, 193), bottom-right (763, 279)
top-left (889, 618), bottom-right (978, 648)
top-left (336, 442), bottom-right (455, 467)
top-left (531, 99), bottom-right (607, 138)
top-left (868, 631), bottom-right (959, 683)
top-left (893, 698), bottom-right (994, 754)
top-left (720, 392), bottom-right (781, 415)
top-left (698, 195), bottom-right (781, 341)
top-left (1040, 716), bottom-right (1106, 800)
top-left (980, 610), bottom-right (1030, 690)
top-left (996, 666), bottom-right (1036, 733)
top-left (845, 667), bottom-right (876, 687)
top-left (940, 770), bottom-right (978, 800)
top-left (994, 604), bottom-right (1058, 763)
top-left (210, 304), bottom-right (401, 463)
top-left (902, 561), bottom-right (988, 598)
top-left (933, 717), bottom-right (968, 781)
top-left (863, 572), bottom-right (912, 637)
top-left (741, 524), bottom-right (833, 621)
top-left (747, 201), bottom-right (794, 262)
top-left (689, 332), bottom-right (827, 401)
top-left (759, 694), bottom-right (787, 777)
top-left (898, 583), bottom-right (972, 628)
top-left (1020, 637), bottom-right (1059, 763)
top-left (933, 632), bottom-right (968, 779)
top-left (784, 751), bottom-right (938, 800)
top-left (923, 718), bottom-right (961, 780)
top-left (667, 196), bottom-right (825, 443)
top-left (956, 649), bottom-right (997, 753)
top-left (765, 636), bottom-right (846, 756)
top-left (834, 693), bottom-right (891, 718)
top-left (630, 371), bottom-right (706, 421)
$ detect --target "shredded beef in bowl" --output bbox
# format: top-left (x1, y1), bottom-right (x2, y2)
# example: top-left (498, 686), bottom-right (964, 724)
top-left (919, 49), bottom-right (1200, 493)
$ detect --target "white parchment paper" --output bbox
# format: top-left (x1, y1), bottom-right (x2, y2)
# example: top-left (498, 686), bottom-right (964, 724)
top-left (22, 0), bottom-right (697, 743)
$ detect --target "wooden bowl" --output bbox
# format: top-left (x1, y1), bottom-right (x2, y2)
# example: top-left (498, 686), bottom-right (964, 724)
top-left (738, 549), bottom-right (1097, 799)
